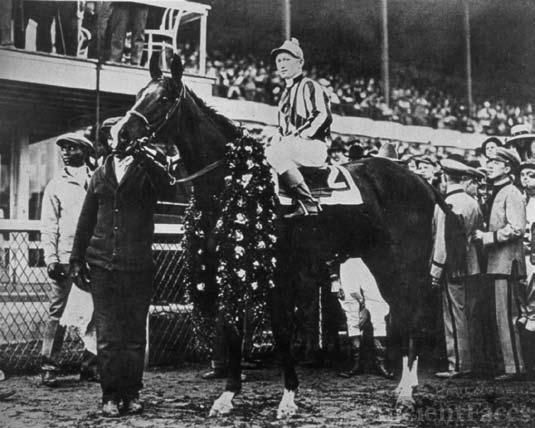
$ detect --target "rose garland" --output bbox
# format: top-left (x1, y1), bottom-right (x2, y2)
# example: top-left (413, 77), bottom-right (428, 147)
top-left (183, 134), bottom-right (278, 352)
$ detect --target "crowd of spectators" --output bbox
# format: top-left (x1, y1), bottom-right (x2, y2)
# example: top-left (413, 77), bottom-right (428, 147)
top-left (204, 50), bottom-right (534, 136)
top-left (1, 2), bottom-right (533, 137)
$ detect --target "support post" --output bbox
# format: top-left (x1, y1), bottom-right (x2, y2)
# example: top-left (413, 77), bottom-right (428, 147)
top-left (381, 0), bottom-right (390, 107)
top-left (282, 0), bottom-right (291, 39)
top-left (199, 14), bottom-right (207, 75)
top-left (464, 0), bottom-right (473, 115)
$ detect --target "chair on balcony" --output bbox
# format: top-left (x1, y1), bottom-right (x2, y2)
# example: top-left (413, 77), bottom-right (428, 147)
top-left (144, 8), bottom-right (185, 69)
top-left (77, 27), bottom-right (92, 58)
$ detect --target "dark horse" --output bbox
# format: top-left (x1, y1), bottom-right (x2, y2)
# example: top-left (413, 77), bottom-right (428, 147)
top-left (117, 55), bottom-right (442, 418)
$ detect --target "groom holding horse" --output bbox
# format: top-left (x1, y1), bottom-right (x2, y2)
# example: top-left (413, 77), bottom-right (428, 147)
top-left (266, 38), bottom-right (333, 218)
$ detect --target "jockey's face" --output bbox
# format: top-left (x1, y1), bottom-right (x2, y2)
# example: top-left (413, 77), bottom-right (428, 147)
top-left (276, 52), bottom-right (303, 80)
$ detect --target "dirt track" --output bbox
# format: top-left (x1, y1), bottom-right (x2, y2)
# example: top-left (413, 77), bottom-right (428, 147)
top-left (2, 365), bottom-right (535, 427)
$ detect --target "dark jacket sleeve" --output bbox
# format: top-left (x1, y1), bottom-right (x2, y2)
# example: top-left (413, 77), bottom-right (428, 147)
top-left (70, 180), bottom-right (99, 264)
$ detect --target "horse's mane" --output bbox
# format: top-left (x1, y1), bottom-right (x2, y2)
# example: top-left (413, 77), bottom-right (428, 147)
top-left (185, 87), bottom-right (241, 140)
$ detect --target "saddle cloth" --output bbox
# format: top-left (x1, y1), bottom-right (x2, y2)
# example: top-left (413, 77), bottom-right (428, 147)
top-left (278, 165), bottom-right (363, 206)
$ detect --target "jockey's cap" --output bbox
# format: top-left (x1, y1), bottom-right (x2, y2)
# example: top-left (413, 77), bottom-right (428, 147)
top-left (486, 147), bottom-right (520, 170)
top-left (271, 38), bottom-right (304, 61)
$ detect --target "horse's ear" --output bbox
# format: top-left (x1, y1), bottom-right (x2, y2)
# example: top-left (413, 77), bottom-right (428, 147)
top-left (170, 54), bottom-right (184, 82)
top-left (149, 52), bottom-right (163, 80)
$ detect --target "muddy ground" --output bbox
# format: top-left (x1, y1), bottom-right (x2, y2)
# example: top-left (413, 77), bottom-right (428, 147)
top-left (1, 365), bottom-right (535, 427)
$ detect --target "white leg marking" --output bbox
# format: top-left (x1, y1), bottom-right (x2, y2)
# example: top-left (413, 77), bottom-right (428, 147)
top-left (396, 357), bottom-right (418, 408)
top-left (277, 388), bottom-right (298, 419)
top-left (209, 391), bottom-right (235, 417)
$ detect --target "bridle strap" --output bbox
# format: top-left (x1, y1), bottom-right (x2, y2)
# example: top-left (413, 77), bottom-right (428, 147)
top-left (170, 159), bottom-right (224, 184)
top-left (124, 85), bottom-right (223, 185)
top-left (125, 85), bottom-right (185, 140)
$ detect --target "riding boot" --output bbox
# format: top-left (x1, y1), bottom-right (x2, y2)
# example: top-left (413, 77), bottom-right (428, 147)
top-left (373, 338), bottom-right (394, 379)
top-left (280, 168), bottom-right (321, 218)
top-left (338, 337), bottom-right (362, 378)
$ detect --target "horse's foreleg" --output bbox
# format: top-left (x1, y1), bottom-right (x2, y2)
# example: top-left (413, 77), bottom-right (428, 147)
top-left (275, 335), bottom-right (298, 419)
top-left (395, 336), bottom-right (419, 409)
top-left (270, 287), bottom-right (299, 419)
top-left (209, 324), bottom-right (242, 417)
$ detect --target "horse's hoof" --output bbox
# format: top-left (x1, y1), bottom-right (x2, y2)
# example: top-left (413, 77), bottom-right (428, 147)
top-left (208, 402), bottom-right (233, 417)
top-left (208, 391), bottom-right (234, 417)
top-left (277, 389), bottom-right (298, 419)
top-left (396, 395), bottom-right (415, 413)
top-left (276, 403), bottom-right (298, 419)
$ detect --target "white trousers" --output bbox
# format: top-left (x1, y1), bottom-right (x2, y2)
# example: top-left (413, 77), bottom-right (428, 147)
top-left (265, 135), bottom-right (327, 174)
top-left (60, 284), bottom-right (97, 355)
top-left (339, 258), bottom-right (389, 337)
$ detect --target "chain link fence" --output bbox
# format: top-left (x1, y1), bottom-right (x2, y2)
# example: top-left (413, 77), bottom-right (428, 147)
top-left (0, 215), bottom-right (274, 374)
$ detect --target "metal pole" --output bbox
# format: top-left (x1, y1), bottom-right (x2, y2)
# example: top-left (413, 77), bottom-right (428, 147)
top-left (381, 0), bottom-right (390, 107)
top-left (95, 6), bottom-right (101, 150)
top-left (464, 0), bottom-right (473, 116)
top-left (282, 0), bottom-right (291, 39)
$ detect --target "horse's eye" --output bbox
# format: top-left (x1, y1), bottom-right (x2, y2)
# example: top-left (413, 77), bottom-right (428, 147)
top-left (161, 97), bottom-right (169, 103)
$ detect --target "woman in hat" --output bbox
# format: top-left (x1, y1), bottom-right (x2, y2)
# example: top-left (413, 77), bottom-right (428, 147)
top-left (265, 38), bottom-right (333, 218)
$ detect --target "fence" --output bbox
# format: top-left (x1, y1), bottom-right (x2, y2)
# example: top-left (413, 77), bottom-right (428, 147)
top-left (0, 213), bottom-right (274, 373)
top-left (0, 216), bottom-right (197, 373)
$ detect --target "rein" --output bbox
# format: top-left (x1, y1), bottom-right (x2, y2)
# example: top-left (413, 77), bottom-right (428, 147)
top-left (169, 159), bottom-right (224, 185)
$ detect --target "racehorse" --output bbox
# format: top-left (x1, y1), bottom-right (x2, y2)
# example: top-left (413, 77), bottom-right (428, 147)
top-left (116, 54), bottom-right (445, 418)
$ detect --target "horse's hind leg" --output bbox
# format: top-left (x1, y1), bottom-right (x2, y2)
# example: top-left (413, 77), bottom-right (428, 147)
top-left (395, 336), bottom-right (420, 409)
top-left (209, 321), bottom-right (243, 417)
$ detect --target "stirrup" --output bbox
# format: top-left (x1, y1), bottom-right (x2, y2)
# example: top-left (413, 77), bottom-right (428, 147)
top-left (284, 201), bottom-right (321, 219)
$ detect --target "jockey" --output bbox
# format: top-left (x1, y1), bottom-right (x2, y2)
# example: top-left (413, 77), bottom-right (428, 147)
top-left (266, 38), bottom-right (333, 218)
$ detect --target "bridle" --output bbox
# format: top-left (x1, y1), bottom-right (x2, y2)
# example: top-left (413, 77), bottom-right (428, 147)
top-left (125, 84), bottom-right (185, 144)
top-left (123, 83), bottom-right (224, 184)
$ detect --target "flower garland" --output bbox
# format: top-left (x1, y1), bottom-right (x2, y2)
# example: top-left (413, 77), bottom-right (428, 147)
top-left (183, 134), bottom-right (278, 352)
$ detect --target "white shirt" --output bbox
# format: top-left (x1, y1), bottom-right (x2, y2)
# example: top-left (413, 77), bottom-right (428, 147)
top-left (113, 155), bottom-right (133, 183)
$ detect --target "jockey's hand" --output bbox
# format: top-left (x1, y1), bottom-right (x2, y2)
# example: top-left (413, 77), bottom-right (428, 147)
top-left (358, 307), bottom-right (370, 329)
top-left (47, 262), bottom-right (66, 281)
top-left (473, 230), bottom-right (484, 241)
top-left (337, 288), bottom-right (345, 300)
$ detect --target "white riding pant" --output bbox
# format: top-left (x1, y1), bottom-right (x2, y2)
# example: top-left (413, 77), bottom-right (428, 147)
top-left (339, 258), bottom-right (389, 337)
top-left (265, 135), bottom-right (328, 174)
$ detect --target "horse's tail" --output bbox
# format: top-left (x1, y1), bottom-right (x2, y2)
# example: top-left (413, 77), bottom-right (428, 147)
top-left (428, 182), bottom-right (468, 278)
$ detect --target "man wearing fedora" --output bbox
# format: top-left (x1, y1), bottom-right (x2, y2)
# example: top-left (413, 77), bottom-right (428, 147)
top-left (40, 132), bottom-right (97, 386)
top-left (265, 37), bottom-right (332, 218)
top-left (430, 156), bottom-right (484, 379)
top-left (474, 147), bottom-right (526, 380)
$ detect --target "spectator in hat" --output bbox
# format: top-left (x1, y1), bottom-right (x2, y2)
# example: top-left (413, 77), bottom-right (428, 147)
top-left (40, 132), bottom-right (97, 387)
top-left (506, 124), bottom-right (535, 161)
top-left (430, 157), bottom-right (484, 378)
top-left (328, 138), bottom-right (348, 165)
top-left (474, 147), bottom-right (526, 380)
top-left (415, 156), bottom-right (437, 185)
top-left (481, 137), bottom-right (502, 161)
top-left (373, 142), bottom-right (401, 162)
top-left (265, 37), bottom-right (332, 218)
top-left (348, 144), bottom-right (364, 161)
top-left (519, 160), bottom-right (535, 333)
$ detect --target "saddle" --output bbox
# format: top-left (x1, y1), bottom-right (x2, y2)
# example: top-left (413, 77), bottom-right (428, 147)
top-left (278, 165), bottom-right (364, 206)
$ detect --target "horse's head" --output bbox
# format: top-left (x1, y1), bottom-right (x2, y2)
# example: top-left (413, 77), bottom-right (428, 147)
top-left (112, 53), bottom-right (185, 154)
